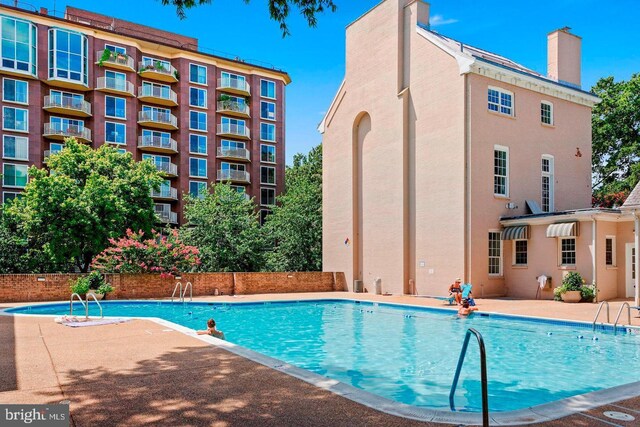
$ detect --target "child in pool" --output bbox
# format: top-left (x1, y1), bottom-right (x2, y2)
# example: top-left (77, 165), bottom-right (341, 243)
top-left (458, 300), bottom-right (478, 316)
top-left (197, 318), bottom-right (225, 339)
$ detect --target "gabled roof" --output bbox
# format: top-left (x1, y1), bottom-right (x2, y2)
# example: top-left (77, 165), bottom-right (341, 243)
top-left (621, 182), bottom-right (640, 210)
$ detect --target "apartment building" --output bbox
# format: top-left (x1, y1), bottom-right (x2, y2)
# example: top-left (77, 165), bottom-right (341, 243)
top-left (0, 4), bottom-right (289, 225)
top-left (320, 0), bottom-right (640, 304)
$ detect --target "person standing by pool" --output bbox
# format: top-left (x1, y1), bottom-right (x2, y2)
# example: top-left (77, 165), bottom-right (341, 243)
top-left (197, 318), bottom-right (225, 339)
top-left (449, 278), bottom-right (463, 304)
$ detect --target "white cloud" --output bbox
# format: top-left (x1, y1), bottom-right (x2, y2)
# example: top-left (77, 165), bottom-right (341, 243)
top-left (430, 14), bottom-right (458, 27)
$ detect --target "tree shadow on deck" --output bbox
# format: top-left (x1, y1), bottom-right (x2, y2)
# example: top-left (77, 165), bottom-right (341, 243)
top-left (0, 315), bottom-right (17, 392)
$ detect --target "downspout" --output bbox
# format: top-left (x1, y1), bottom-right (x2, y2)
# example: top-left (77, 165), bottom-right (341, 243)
top-left (635, 213), bottom-right (640, 307)
top-left (591, 216), bottom-right (597, 302)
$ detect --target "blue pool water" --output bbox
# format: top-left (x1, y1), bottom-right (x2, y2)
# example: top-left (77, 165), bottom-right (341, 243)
top-left (7, 299), bottom-right (640, 412)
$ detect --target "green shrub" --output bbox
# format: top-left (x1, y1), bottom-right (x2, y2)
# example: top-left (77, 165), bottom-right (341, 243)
top-left (561, 272), bottom-right (584, 290)
top-left (96, 283), bottom-right (114, 295)
top-left (70, 277), bottom-right (90, 295)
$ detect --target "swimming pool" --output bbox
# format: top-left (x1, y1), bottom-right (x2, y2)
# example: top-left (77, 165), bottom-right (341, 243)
top-left (6, 299), bottom-right (640, 415)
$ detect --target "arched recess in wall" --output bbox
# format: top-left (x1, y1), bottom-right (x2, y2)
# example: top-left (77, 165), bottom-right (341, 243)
top-left (352, 111), bottom-right (371, 283)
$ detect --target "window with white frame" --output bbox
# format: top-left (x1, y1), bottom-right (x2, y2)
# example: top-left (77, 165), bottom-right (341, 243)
top-left (105, 96), bottom-right (126, 119)
top-left (488, 231), bottom-right (502, 275)
top-left (2, 135), bottom-right (28, 160)
top-left (560, 238), bottom-right (576, 266)
top-left (104, 44), bottom-right (126, 55)
top-left (541, 155), bottom-right (554, 212)
top-left (141, 56), bottom-right (170, 71)
top-left (3, 106), bottom-right (27, 132)
top-left (221, 140), bottom-right (245, 150)
top-left (141, 105), bottom-right (170, 122)
top-left (231, 185), bottom-right (246, 194)
top-left (48, 142), bottom-right (63, 155)
top-left (513, 239), bottom-right (527, 266)
top-left (261, 187), bottom-right (275, 206)
top-left (142, 153), bottom-right (170, 168)
top-left (488, 87), bottom-right (513, 116)
top-left (189, 134), bottom-right (207, 154)
top-left (2, 191), bottom-right (22, 204)
top-left (189, 64), bottom-right (207, 85)
top-left (220, 71), bottom-right (246, 90)
top-left (48, 28), bottom-right (88, 85)
top-left (2, 163), bottom-right (28, 187)
top-left (605, 236), bottom-right (616, 266)
top-left (189, 87), bottom-right (207, 108)
top-left (259, 209), bottom-right (270, 225)
top-left (260, 101), bottom-right (276, 120)
top-left (189, 180), bottom-right (207, 199)
top-left (189, 157), bottom-right (207, 178)
top-left (105, 70), bottom-right (126, 91)
top-left (221, 162), bottom-right (245, 172)
top-left (493, 146), bottom-right (508, 197)
top-left (141, 129), bottom-right (171, 148)
top-left (141, 81), bottom-right (171, 100)
top-left (0, 16), bottom-right (37, 75)
top-left (105, 122), bottom-right (126, 144)
top-left (261, 144), bottom-right (276, 163)
top-left (50, 116), bottom-right (83, 133)
top-left (50, 90), bottom-right (84, 110)
top-left (189, 110), bottom-right (207, 131)
top-left (260, 79), bottom-right (276, 98)
top-left (261, 166), bottom-right (276, 185)
top-left (260, 122), bottom-right (275, 141)
top-left (541, 101), bottom-right (553, 125)
top-left (3, 78), bottom-right (28, 104)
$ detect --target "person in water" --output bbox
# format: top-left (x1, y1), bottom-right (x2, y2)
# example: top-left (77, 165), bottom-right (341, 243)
top-left (458, 300), bottom-right (478, 316)
top-left (448, 278), bottom-right (463, 304)
top-left (197, 318), bottom-right (225, 339)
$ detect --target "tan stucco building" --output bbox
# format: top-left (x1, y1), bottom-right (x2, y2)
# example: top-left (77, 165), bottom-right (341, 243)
top-left (320, 0), bottom-right (639, 305)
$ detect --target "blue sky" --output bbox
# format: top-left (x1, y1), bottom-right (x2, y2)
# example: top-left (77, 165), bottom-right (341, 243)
top-left (37, 0), bottom-right (640, 164)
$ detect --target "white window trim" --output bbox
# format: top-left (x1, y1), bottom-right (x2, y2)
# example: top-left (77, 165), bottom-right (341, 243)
top-left (188, 63), bottom-right (207, 86)
top-left (260, 166), bottom-right (277, 186)
top-left (221, 161), bottom-right (246, 173)
top-left (2, 106), bottom-right (28, 133)
top-left (558, 237), bottom-right (577, 267)
top-left (260, 78), bottom-right (276, 100)
top-left (605, 235), bottom-right (617, 267)
top-left (104, 95), bottom-right (127, 120)
top-left (0, 17), bottom-right (38, 77)
top-left (189, 86), bottom-right (208, 109)
top-left (189, 157), bottom-right (208, 179)
top-left (188, 133), bottom-right (208, 155)
top-left (541, 100), bottom-right (554, 126)
top-left (188, 180), bottom-right (208, 198)
top-left (2, 77), bottom-right (29, 105)
top-left (260, 122), bottom-right (276, 142)
top-left (488, 86), bottom-right (514, 117)
top-left (493, 145), bottom-right (509, 198)
top-left (260, 144), bottom-right (276, 164)
top-left (104, 121), bottom-right (126, 145)
top-left (260, 100), bottom-right (276, 121)
top-left (512, 239), bottom-right (528, 266)
top-left (141, 56), bottom-right (170, 68)
top-left (2, 163), bottom-right (28, 188)
top-left (541, 154), bottom-right (554, 212)
top-left (2, 191), bottom-right (21, 203)
top-left (48, 28), bottom-right (89, 86)
top-left (488, 229), bottom-right (503, 276)
top-left (104, 43), bottom-right (127, 54)
top-left (189, 110), bottom-right (208, 132)
top-left (260, 187), bottom-right (276, 206)
top-left (2, 134), bottom-right (29, 161)
top-left (221, 71), bottom-right (245, 83)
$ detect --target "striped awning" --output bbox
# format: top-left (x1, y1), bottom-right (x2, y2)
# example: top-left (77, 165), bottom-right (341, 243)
top-left (546, 222), bottom-right (578, 238)
top-left (502, 225), bottom-right (529, 240)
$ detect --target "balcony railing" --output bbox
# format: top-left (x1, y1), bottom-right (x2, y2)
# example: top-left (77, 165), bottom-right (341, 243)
top-left (96, 77), bottom-right (135, 96)
top-left (137, 135), bottom-right (178, 153)
top-left (151, 186), bottom-right (178, 200)
top-left (216, 100), bottom-right (250, 117)
top-left (217, 77), bottom-right (250, 95)
top-left (217, 123), bottom-right (250, 139)
top-left (43, 123), bottom-right (92, 142)
top-left (138, 111), bottom-right (178, 129)
top-left (217, 169), bottom-right (250, 183)
top-left (43, 96), bottom-right (92, 116)
top-left (217, 147), bottom-right (250, 161)
top-left (156, 209), bottom-right (178, 224)
top-left (152, 162), bottom-right (178, 177)
top-left (138, 61), bottom-right (178, 82)
top-left (96, 50), bottom-right (135, 71)
top-left (138, 85), bottom-right (178, 105)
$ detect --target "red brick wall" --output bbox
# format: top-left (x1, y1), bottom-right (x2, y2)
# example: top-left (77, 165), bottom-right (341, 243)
top-left (0, 272), bottom-right (343, 303)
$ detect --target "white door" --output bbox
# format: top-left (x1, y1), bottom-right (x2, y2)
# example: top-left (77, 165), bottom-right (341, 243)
top-left (625, 243), bottom-right (636, 298)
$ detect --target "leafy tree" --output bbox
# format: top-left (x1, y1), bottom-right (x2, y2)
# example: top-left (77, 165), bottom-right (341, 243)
top-left (182, 182), bottom-right (264, 271)
top-left (161, 0), bottom-right (337, 36)
top-left (263, 144), bottom-right (322, 271)
top-left (7, 139), bottom-right (163, 272)
top-left (592, 74), bottom-right (640, 201)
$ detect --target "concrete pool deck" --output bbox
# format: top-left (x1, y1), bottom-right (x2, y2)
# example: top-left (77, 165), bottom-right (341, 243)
top-left (0, 292), bottom-right (639, 426)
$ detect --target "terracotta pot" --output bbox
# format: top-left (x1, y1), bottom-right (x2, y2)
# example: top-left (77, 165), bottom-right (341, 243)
top-left (87, 291), bottom-right (104, 301)
top-left (561, 290), bottom-right (582, 303)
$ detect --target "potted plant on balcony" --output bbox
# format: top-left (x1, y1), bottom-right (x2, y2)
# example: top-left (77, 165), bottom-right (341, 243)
top-left (98, 48), bottom-right (113, 67)
top-left (218, 94), bottom-right (233, 110)
top-left (553, 272), bottom-right (594, 303)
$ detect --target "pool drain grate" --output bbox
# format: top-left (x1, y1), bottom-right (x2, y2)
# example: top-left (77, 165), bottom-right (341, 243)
top-left (603, 411), bottom-right (635, 421)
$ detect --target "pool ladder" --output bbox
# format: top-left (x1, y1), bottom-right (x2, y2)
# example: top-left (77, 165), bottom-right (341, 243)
top-left (592, 301), bottom-right (632, 334)
top-left (449, 328), bottom-right (489, 427)
top-left (69, 292), bottom-right (103, 320)
top-left (171, 282), bottom-right (193, 303)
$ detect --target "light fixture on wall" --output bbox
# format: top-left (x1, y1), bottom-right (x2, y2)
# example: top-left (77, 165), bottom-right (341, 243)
top-left (505, 202), bottom-right (518, 209)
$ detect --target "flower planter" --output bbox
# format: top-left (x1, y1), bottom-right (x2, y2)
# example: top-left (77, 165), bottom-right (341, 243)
top-left (87, 291), bottom-right (104, 301)
top-left (561, 290), bottom-right (582, 303)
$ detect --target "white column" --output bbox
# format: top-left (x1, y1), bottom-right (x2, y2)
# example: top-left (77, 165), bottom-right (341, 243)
top-left (635, 215), bottom-right (640, 307)
top-left (592, 218), bottom-right (597, 302)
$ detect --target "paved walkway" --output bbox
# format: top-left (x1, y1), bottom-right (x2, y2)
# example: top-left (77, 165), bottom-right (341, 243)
top-left (0, 292), bottom-right (639, 426)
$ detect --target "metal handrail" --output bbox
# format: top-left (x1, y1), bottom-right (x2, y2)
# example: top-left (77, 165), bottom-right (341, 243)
top-left (449, 328), bottom-right (489, 427)
top-left (70, 293), bottom-right (87, 317)
top-left (86, 293), bottom-right (104, 319)
top-left (592, 301), bottom-right (610, 331)
top-left (171, 282), bottom-right (182, 302)
top-left (182, 282), bottom-right (192, 302)
top-left (613, 302), bottom-right (631, 334)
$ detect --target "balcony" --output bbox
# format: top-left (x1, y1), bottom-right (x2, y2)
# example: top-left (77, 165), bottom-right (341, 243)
top-left (217, 147), bottom-right (250, 162)
top-left (46, 77), bottom-right (90, 92)
top-left (151, 162), bottom-right (178, 178)
top-left (151, 186), bottom-right (178, 201)
top-left (95, 50), bottom-right (135, 72)
top-left (137, 135), bottom-right (178, 154)
top-left (217, 123), bottom-right (250, 139)
top-left (156, 209), bottom-right (178, 224)
top-left (217, 78), bottom-right (250, 96)
top-left (43, 96), bottom-right (92, 117)
top-left (43, 123), bottom-right (91, 143)
top-left (138, 85), bottom-right (178, 107)
top-left (138, 61), bottom-right (178, 83)
top-left (216, 100), bottom-right (250, 118)
top-left (96, 77), bottom-right (135, 97)
top-left (137, 110), bottom-right (178, 130)
top-left (217, 169), bottom-right (250, 184)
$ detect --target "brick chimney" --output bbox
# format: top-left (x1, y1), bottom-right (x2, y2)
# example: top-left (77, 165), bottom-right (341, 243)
top-left (547, 27), bottom-right (581, 88)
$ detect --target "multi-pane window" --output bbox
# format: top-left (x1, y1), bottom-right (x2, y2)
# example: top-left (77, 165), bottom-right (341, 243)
top-left (2, 163), bottom-right (28, 187)
top-left (0, 17), bottom-right (37, 75)
top-left (105, 96), bottom-right (126, 119)
top-left (142, 129), bottom-right (171, 148)
top-left (189, 134), bottom-right (207, 154)
top-left (49, 142), bottom-right (63, 155)
top-left (221, 162), bottom-right (245, 174)
top-left (605, 236), bottom-right (616, 266)
top-left (494, 146), bottom-right (508, 197)
top-left (260, 122), bottom-right (275, 141)
top-left (2, 135), bottom-right (28, 160)
top-left (50, 116), bottom-right (83, 133)
top-left (104, 44), bottom-right (126, 55)
top-left (189, 110), bottom-right (207, 131)
top-left (189, 157), bottom-right (207, 178)
top-left (260, 101), bottom-right (276, 120)
top-left (142, 154), bottom-right (171, 172)
top-left (105, 70), bottom-right (127, 92)
top-left (141, 81), bottom-right (171, 100)
top-left (48, 28), bottom-right (88, 85)
top-left (3, 106), bottom-right (27, 131)
top-left (50, 90), bottom-right (84, 110)
top-left (541, 101), bottom-right (553, 125)
top-left (541, 156), bottom-right (554, 212)
top-left (221, 140), bottom-right (245, 150)
top-left (231, 185), bottom-right (246, 194)
top-left (189, 87), bottom-right (207, 108)
top-left (221, 72), bottom-right (246, 90)
top-left (488, 231), bottom-right (502, 275)
top-left (488, 87), bottom-right (513, 116)
top-left (261, 166), bottom-right (276, 185)
top-left (261, 187), bottom-right (275, 206)
top-left (560, 238), bottom-right (576, 266)
top-left (3, 78), bottom-right (28, 103)
top-left (189, 181), bottom-right (208, 199)
top-left (259, 209), bottom-right (270, 226)
top-left (514, 240), bottom-right (527, 266)
top-left (141, 56), bottom-right (171, 71)
top-left (2, 191), bottom-right (22, 204)
top-left (141, 105), bottom-right (171, 122)
top-left (221, 117), bottom-right (246, 135)
top-left (105, 122), bottom-right (126, 144)
top-left (189, 64), bottom-right (207, 85)
top-left (261, 144), bottom-right (276, 163)
top-left (260, 79), bottom-right (276, 98)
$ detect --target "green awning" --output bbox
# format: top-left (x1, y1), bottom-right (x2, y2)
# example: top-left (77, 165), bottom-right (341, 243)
top-left (502, 225), bottom-right (529, 240)
top-left (546, 222), bottom-right (578, 238)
